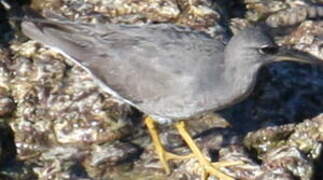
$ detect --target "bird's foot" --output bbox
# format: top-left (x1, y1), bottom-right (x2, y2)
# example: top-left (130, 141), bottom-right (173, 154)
top-left (157, 149), bottom-right (194, 174)
top-left (145, 116), bottom-right (193, 174)
top-left (199, 161), bottom-right (244, 180)
top-left (175, 121), bottom-right (243, 180)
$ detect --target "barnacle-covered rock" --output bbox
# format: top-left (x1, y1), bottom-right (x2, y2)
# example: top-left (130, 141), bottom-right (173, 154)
top-left (4, 38), bottom-right (136, 178)
top-left (1, 0), bottom-right (323, 179)
top-left (84, 141), bottom-right (141, 179)
top-left (266, 4), bottom-right (323, 28)
top-left (262, 146), bottom-right (313, 180)
top-left (244, 0), bottom-right (323, 28)
top-left (279, 21), bottom-right (323, 60)
top-left (243, 115), bottom-right (323, 180)
top-left (30, 0), bottom-right (226, 33)
top-left (244, 0), bottom-right (288, 22)
top-left (0, 87), bottom-right (15, 116)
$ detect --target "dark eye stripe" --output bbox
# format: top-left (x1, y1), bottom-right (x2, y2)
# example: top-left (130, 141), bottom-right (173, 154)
top-left (258, 46), bottom-right (279, 55)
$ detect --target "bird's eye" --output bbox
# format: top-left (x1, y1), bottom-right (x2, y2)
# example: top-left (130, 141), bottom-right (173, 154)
top-left (258, 46), bottom-right (279, 55)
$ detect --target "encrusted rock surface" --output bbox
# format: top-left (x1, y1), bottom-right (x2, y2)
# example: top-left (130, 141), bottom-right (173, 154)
top-left (0, 0), bottom-right (322, 179)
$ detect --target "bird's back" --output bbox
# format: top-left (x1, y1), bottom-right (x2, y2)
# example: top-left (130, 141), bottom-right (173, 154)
top-left (22, 20), bottom-right (229, 120)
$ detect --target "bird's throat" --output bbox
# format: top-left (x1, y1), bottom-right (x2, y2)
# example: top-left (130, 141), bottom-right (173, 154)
top-left (224, 63), bottom-right (261, 104)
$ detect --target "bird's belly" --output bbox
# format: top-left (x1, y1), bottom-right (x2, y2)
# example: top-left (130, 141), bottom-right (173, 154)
top-left (133, 93), bottom-right (218, 123)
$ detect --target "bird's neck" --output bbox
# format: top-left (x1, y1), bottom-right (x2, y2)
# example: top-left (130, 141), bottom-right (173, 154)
top-left (223, 63), bottom-right (262, 102)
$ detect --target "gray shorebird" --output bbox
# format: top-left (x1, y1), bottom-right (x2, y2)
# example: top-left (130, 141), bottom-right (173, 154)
top-left (21, 19), bottom-right (322, 180)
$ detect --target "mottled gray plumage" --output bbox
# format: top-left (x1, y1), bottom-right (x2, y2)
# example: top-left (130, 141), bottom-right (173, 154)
top-left (21, 20), bottom-right (319, 123)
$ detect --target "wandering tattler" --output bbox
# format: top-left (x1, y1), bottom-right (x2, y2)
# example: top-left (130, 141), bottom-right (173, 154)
top-left (20, 18), bottom-right (321, 180)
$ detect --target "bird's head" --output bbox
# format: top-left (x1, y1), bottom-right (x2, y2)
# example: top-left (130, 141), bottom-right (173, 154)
top-left (224, 26), bottom-right (322, 69)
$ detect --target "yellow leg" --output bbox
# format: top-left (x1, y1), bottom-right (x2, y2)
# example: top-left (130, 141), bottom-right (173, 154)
top-left (145, 116), bottom-right (193, 174)
top-left (175, 121), bottom-right (243, 180)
